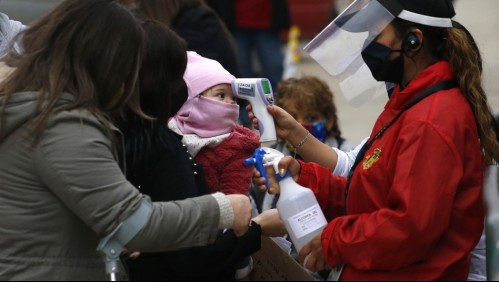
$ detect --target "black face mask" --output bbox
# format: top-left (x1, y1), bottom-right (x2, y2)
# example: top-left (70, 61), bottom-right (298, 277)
top-left (361, 42), bottom-right (404, 84)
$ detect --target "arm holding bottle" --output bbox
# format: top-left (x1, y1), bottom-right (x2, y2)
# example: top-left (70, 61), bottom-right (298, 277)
top-left (248, 104), bottom-right (338, 171)
top-left (252, 208), bottom-right (287, 237)
top-left (251, 154), bottom-right (334, 272)
top-left (248, 104), bottom-right (349, 273)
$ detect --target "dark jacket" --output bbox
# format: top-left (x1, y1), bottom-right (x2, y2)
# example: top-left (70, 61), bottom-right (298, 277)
top-left (205, 0), bottom-right (291, 32)
top-left (122, 120), bottom-right (261, 281)
top-left (173, 5), bottom-right (241, 77)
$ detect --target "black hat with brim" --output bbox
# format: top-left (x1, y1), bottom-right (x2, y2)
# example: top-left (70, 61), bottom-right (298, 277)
top-left (399, 0), bottom-right (455, 19)
top-left (336, 0), bottom-right (455, 33)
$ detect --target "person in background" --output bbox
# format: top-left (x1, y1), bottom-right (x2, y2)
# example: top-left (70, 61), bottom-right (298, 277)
top-left (483, 113), bottom-right (499, 281)
top-left (0, 10), bottom-right (26, 81)
top-left (0, 0), bottom-right (252, 280)
top-left (251, 0), bottom-right (499, 279)
top-left (119, 22), bottom-right (277, 281)
top-left (122, 0), bottom-right (240, 78)
top-left (206, 0), bottom-right (291, 127)
top-left (275, 76), bottom-right (352, 158)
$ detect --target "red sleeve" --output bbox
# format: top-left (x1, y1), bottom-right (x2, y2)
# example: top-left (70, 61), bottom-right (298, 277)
top-left (296, 160), bottom-right (347, 221)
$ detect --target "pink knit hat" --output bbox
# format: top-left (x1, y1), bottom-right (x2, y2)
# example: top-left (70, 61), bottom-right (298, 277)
top-left (183, 51), bottom-right (235, 98)
top-left (173, 51), bottom-right (239, 138)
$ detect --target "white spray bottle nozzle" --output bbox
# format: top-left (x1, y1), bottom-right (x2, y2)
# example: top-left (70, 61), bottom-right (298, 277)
top-left (243, 147), bottom-right (290, 189)
top-left (261, 147), bottom-right (285, 176)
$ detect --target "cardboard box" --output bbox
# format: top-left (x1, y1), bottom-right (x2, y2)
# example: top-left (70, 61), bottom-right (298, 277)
top-left (250, 236), bottom-right (315, 281)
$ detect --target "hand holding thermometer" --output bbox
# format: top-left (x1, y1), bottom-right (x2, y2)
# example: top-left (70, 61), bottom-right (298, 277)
top-left (232, 78), bottom-right (277, 147)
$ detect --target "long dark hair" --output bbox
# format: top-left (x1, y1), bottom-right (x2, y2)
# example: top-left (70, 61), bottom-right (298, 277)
top-left (393, 18), bottom-right (499, 166)
top-left (118, 20), bottom-right (188, 173)
top-left (0, 0), bottom-right (145, 143)
top-left (137, 20), bottom-right (188, 121)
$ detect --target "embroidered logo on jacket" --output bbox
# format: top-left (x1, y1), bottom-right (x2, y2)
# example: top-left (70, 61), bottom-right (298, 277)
top-left (363, 148), bottom-right (382, 170)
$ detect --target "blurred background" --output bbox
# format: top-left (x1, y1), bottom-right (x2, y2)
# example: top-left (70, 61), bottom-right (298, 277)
top-left (1, 0), bottom-right (496, 145)
top-left (0, 0), bottom-right (61, 23)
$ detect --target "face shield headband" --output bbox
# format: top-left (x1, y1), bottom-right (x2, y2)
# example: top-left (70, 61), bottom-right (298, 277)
top-left (303, 0), bottom-right (453, 107)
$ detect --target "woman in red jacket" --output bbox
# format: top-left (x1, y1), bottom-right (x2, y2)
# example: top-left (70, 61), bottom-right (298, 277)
top-left (252, 0), bottom-right (499, 280)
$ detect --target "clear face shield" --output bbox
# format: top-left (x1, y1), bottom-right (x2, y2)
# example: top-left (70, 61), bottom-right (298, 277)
top-left (304, 0), bottom-right (401, 107)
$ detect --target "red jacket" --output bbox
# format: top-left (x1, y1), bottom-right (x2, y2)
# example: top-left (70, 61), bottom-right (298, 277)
top-left (195, 125), bottom-right (260, 195)
top-left (297, 61), bottom-right (484, 280)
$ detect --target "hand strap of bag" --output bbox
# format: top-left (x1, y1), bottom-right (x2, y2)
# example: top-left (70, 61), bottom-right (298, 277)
top-left (344, 79), bottom-right (458, 214)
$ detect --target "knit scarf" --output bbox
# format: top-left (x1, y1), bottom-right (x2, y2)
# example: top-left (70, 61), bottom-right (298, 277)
top-left (0, 12), bottom-right (25, 57)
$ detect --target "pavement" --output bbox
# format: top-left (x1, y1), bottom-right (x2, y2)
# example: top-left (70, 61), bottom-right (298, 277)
top-left (296, 0), bottom-right (499, 145)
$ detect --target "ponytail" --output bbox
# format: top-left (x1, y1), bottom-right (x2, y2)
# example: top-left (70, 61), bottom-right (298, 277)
top-left (445, 21), bottom-right (499, 166)
top-left (391, 19), bottom-right (497, 166)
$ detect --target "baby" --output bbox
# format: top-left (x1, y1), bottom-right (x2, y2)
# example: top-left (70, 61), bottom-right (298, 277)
top-left (168, 51), bottom-right (260, 196)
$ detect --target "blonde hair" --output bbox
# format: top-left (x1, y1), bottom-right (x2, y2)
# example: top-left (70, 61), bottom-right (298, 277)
top-left (445, 27), bottom-right (499, 166)
top-left (276, 76), bottom-right (342, 139)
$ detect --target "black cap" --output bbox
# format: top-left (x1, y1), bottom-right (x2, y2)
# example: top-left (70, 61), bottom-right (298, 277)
top-left (398, 0), bottom-right (455, 19)
top-left (335, 0), bottom-right (455, 33)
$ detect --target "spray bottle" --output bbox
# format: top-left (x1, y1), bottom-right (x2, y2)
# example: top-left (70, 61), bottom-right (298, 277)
top-left (244, 147), bottom-right (328, 252)
top-left (233, 78), bottom-right (327, 251)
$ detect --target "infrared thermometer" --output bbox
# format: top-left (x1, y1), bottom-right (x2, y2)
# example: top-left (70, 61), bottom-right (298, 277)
top-left (232, 78), bottom-right (277, 147)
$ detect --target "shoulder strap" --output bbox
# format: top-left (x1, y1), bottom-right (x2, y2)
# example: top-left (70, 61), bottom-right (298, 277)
top-left (344, 79), bottom-right (458, 214)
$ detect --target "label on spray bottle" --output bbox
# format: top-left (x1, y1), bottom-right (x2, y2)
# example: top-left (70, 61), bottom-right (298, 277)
top-left (286, 204), bottom-right (327, 239)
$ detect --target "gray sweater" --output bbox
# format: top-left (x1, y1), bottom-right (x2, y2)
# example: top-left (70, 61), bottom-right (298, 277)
top-left (0, 92), bottom-right (222, 280)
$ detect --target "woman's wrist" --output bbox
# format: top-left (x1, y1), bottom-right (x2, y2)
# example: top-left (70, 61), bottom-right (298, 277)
top-left (211, 192), bottom-right (234, 229)
top-left (293, 132), bottom-right (311, 150)
top-left (288, 126), bottom-right (309, 150)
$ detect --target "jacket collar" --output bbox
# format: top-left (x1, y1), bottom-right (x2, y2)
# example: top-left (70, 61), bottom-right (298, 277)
top-left (386, 61), bottom-right (455, 110)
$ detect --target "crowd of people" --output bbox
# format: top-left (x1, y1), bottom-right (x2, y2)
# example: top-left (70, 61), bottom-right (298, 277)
top-left (0, 0), bottom-right (497, 281)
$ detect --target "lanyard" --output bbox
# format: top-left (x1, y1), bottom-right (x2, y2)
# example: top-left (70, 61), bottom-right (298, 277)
top-left (343, 79), bottom-right (458, 214)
